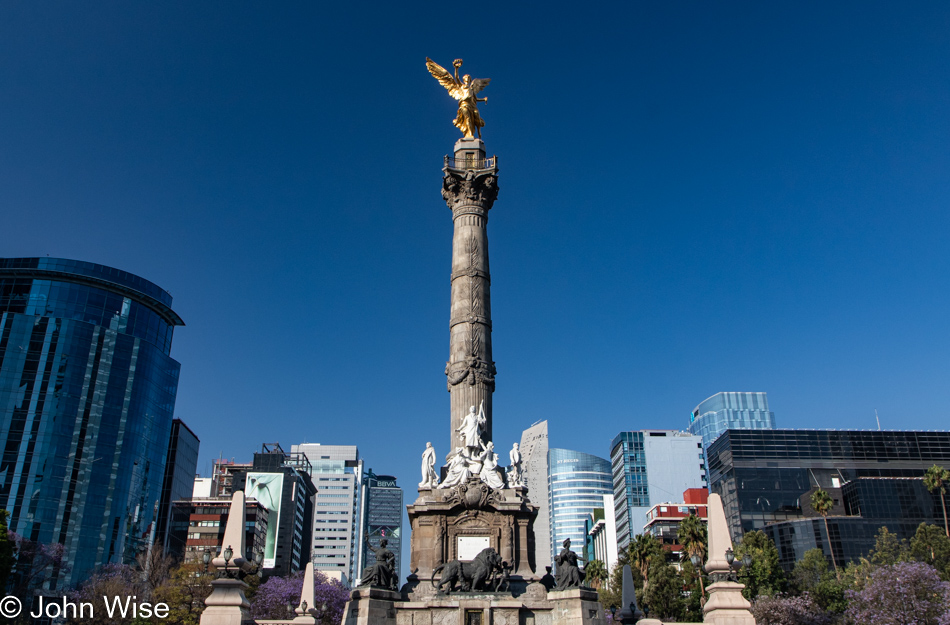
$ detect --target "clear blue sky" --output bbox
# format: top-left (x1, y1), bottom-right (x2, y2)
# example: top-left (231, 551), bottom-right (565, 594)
top-left (3, 1), bottom-right (949, 569)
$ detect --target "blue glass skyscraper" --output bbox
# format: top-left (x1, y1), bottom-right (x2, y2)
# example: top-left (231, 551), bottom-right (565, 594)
top-left (547, 448), bottom-right (613, 563)
top-left (0, 258), bottom-right (184, 588)
top-left (689, 392), bottom-right (775, 452)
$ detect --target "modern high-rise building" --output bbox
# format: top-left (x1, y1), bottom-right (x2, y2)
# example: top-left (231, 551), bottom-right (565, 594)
top-left (611, 430), bottom-right (706, 549)
top-left (292, 444), bottom-right (363, 583)
top-left (0, 257), bottom-right (185, 588)
top-left (586, 494), bottom-right (619, 572)
top-left (156, 419), bottom-right (200, 551)
top-left (167, 496), bottom-right (270, 565)
top-left (232, 444), bottom-right (316, 577)
top-left (358, 471), bottom-right (403, 583)
top-left (547, 448), bottom-right (613, 564)
top-left (688, 392), bottom-right (775, 453)
top-left (520, 420), bottom-right (551, 571)
top-left (708, 429), bottom-right (950, 571)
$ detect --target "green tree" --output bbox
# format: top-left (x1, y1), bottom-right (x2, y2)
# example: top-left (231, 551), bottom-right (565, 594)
top-left (869, 525), bottom-right (907, 566)
top-left (643, 558), bottom-right (684, 621)
top-left (599, 548), bottom-right (630, 609)
top-left (677, 514), bottom-right (708, 608)
top-left (678, 514), bottom-right (708, 564)
top-left (909, 522), bottom-right (950, 580)
top-left (0, 511), bottom-right (15, 593)
top-left (789, 548), bottom-right (846, 614)
top-left (810, 488), bottom-right (838, 575)
top-left (735, 530), bottom-right (785, 600)
top-left (153, 561), bottom-right (215, 625)
top-left (583, 558), bottom-right (607, 590)
top-left (630, 533), bottom-right (663, 595)
top-left (678, 559), bottom-right (705, 623)
top-left (924, 465), bottom-right (950, 537)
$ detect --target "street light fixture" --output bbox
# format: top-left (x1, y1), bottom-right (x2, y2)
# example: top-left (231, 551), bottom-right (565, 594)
top-left (689, 553), bottom-right (706, 605)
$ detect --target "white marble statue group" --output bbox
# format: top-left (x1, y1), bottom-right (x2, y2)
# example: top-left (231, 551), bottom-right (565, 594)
top-left (419, 401), bottom-right (524, 491)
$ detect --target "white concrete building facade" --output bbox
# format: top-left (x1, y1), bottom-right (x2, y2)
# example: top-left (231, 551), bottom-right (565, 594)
top-left (292, 443), bottom-right (363, 584)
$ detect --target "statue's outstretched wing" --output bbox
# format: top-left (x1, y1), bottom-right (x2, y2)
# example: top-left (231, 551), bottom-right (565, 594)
top-left (426, 57), bottom-right (462, 99)
top-left (470, 77), bottom-right (491, 95)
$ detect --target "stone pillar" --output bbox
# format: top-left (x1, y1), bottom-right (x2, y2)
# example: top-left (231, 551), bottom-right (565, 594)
top-left (703, 493), bottom-right (755, 625)
top-left (200, 491), bottom-right (254, 625)
top-left (442, 138), bottom-right (499, 452)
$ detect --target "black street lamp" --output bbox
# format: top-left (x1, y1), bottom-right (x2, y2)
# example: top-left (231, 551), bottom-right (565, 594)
top-left (724, 547), bottom-right (750, 582)
top-left (220, 545), bottom-right (234, 578)
top-left (690, 553), bottom-right (706, 605)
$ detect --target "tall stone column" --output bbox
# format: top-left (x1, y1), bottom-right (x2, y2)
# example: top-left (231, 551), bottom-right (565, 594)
top-left (442, 137), bottom-right (499, 453)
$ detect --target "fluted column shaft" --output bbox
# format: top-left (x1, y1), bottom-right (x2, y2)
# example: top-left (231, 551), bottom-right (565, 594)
top-left (442, 138), bottom-right (499, 453)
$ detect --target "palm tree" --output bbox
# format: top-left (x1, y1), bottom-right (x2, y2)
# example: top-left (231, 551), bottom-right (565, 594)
top-left (678, 514), bottom-right (708, 564)
top-left (584, 559), bottom-right (608, 590)
top-left (924, 465), bottom-right (950, 537)
top-left (630, 533), bottom-right (661, 594)
top-left (678, 514), bottom-right (708, 602)
top-left (810, 488), bottom-right (838, 575)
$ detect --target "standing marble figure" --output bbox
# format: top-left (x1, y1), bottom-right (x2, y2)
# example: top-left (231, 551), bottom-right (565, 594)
top-left (507, 442), bottom-right (523, 487)
top-left (420, 442), bottom-right (439, 488)
top-left (457, 401), bottom-right (486, 451)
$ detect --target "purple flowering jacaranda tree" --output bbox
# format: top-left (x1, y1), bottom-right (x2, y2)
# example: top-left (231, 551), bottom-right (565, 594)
top-left (250, 569), bottom-right (350, 624)
top-left (845, 561), bottom-right (950, 625)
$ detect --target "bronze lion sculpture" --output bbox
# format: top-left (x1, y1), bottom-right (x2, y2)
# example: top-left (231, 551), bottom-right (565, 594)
top-left (430, 547), bottom-right (504, 594)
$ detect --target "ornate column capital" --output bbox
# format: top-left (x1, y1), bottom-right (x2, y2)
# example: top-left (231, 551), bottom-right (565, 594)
top-left (442, 169), bottom-right (499, 216)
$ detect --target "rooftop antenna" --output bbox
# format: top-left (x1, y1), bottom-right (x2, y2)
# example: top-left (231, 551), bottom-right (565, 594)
top-left (875, 409), bottom-right (881, 431)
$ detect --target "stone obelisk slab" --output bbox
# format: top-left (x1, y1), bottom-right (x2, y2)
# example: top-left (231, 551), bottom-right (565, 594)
top-left (443, 137), bottom-right (499, 452)
top-left (703, 493), bottom-right (755, 625)
top-left (200, 492), bottom-right (253, 625)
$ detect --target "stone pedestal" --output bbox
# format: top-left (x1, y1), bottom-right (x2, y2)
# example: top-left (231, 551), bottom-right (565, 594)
top-left (199, 578), bottom-right (252, 625)
top-left (547, 588), bottom-right (608, 624)
top-left (702, 581), bottom-right (755, 625)
top-left (344, 585), bottom-right (605, 625)
top-left (342, 588), bottom-right (401, 625)
top-left (406, 479), bottom-right (537, 595)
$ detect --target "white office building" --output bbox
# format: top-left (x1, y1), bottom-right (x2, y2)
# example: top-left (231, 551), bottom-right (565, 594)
top-left (292, 444), bottom-right (363, 584)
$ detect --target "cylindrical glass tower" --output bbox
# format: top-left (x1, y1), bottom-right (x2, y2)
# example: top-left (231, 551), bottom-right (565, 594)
top-left (0, 257), bottom-right (184, 588)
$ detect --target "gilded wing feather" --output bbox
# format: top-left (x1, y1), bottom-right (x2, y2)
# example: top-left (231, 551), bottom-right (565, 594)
top-left (426, 57), bottom-right (462, 99)
top-left (470, 77), bottom-right (491, 95)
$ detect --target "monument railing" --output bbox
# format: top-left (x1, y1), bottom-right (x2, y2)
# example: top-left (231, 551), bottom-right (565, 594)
top-left (443, 155), bottom-right (497, 170)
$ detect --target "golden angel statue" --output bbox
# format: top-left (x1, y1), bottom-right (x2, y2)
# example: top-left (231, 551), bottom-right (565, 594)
top-left (426, 57), bottom-right (491, 139)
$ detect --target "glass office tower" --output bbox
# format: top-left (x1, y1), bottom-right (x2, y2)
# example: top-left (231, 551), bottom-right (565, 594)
top-left (0, 257), bottom-right (184, 588)
top-left (548, 448), bottom-right (612, 564)
top-left (708, 429), bottom-right (950, 570)
top-left (360, 472), bottom-right (403, 581)
top-left (689, 392), bottom-right (775, 452)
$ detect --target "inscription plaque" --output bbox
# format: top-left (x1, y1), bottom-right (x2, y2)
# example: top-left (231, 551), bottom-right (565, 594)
top-left (457, 535), bottom-right (490, 561)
